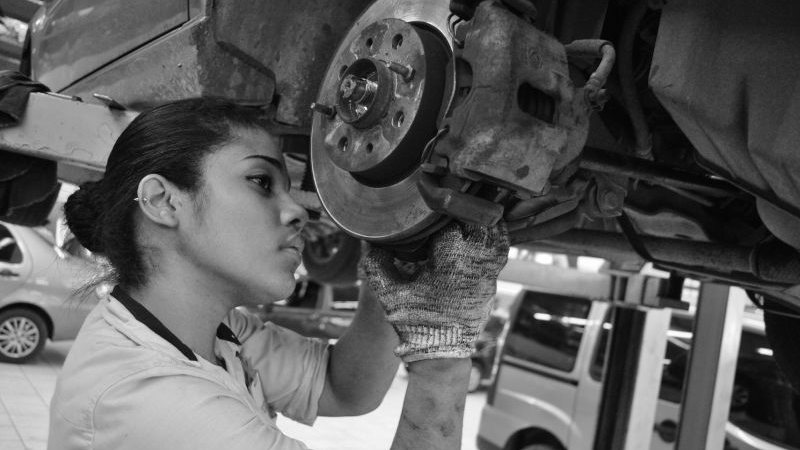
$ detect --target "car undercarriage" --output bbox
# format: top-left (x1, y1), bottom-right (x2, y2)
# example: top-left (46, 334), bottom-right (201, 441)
top-left (1, 0), bottom-right (799, 389)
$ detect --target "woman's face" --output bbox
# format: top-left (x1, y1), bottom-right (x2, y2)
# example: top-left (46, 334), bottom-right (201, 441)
top-left (176, 127), bottom-right (307, 305)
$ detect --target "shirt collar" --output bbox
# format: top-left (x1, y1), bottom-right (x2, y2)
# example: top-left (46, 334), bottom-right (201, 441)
top-left (110, 286), bottom-right (198, 361)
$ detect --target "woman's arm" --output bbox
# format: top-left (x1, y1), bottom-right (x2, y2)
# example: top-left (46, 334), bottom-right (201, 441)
top-left (391, 359), bottom-right (470, 450)
top-left (316, 283), bottom-right (400, 416)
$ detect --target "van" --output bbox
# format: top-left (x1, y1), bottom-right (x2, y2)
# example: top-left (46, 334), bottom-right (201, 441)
top-left (477, 287), bottom-right (800, 450)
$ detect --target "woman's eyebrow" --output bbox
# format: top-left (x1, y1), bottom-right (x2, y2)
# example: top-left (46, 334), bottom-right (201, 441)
top-left (242, 154), bottom-right (290, 188)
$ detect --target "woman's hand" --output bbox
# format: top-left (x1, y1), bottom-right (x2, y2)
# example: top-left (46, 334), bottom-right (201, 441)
top-left (361, 221), bottom-right (509, 362)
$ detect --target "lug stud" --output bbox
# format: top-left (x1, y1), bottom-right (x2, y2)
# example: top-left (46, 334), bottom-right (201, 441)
top-left (385, 61), bottom-right (415, 81)
top-left (310, 102), bottom-right (336, 118)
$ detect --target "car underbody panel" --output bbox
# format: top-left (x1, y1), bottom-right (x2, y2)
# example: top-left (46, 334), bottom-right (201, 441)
top-left (650, 0), bottom-right (800, 250)
top-left (0, 0), bottom-right (797, 304)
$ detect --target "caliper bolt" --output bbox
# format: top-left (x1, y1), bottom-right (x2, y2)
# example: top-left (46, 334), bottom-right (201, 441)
top-left (386, 61), bottom-right (415, 81)
top-left (310, 102), bottom-right (335, 118)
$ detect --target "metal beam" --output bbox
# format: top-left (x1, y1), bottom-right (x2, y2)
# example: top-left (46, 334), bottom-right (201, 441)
top-left (0, 93), bottom-right (138, 176)
top-left (593, 305), bottom-right (671, 450)
top-left (676, 283), bottom-right (745, 450)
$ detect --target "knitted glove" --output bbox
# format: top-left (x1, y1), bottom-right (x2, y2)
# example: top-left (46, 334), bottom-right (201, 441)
top-left (361, 221), bottom-right (509, 362)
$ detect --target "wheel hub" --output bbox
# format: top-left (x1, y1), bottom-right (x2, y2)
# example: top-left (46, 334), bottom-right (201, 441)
top-left (0, 317), bottom-right (39, 357)
top-left (311, 0), bottom-right (455, 243)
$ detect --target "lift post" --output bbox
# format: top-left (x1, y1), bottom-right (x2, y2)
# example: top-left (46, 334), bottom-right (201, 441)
top-left (676, 283), bottom-right (745, 449)
top-left (593, 304), bottom-right (671, 450)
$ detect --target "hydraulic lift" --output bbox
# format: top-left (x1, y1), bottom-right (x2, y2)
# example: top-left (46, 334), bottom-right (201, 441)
top-left (594, 279), bottom-right (746, 449)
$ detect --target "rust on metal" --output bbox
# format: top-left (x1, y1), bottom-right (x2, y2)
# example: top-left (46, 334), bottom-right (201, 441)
top-left (435, 2), bottom-right (592, 197)
top-left (310, 0), bottom-right (455, 243)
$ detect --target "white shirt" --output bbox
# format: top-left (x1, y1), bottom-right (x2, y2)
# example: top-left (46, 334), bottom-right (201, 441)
top-left (48, 294), bottom-right (330, 450)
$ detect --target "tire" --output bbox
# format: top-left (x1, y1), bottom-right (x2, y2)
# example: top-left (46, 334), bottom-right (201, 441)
top-left (302, 231), bottom-right (361, 285)
top-left (468, 361), bottom-right (483, 393)
top-left (0, 308), bottom-right (48, 363)
top-left (520, 444), bottom-right (560, 450)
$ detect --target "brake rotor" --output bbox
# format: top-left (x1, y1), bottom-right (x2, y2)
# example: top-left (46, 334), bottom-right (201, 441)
top-left (311, 0), bottom-right (455, 244)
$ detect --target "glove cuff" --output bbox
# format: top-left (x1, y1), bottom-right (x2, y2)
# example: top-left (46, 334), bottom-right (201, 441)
top-left (393, 324), bottom-right (476, 362)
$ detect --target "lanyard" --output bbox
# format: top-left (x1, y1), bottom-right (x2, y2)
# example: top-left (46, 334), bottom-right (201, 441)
top-left (111, 285), bottom-right (199, 361)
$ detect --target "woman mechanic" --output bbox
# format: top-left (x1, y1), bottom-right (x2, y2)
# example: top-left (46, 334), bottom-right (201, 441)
top-left (48, 97), bottom-right (508, 450)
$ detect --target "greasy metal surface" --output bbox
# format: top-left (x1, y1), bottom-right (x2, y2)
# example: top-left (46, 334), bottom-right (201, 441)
top-left (0, 93), bottom-right (137, 173)
top-left (417, 173), bottom-right (504, 226)
top-left (31, 0), bottom-right (188, 91)
top-left (214, 0), bottom-right (374, 129)
top-left (435, 2), bottom-right (591, 197)
top-left (311, 0), bottom-right (454, 243)
top-left (579, 148), bottom-right (736, 197)
top-left (528, 229), bottom-right (800, 286)
top-left (59, 17), bottom-right (275, 110)
top-left (650, 0), bottom-right (800, 237)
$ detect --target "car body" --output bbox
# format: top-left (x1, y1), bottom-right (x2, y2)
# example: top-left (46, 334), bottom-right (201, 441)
top-left (477, 286), bottom-right (798, 450)
top-left (1, 0), bottom-right (800, 392)
top-left (12, 0), bottom-right (799, 296)
top-left (0, 221), bottom-right (103, 363)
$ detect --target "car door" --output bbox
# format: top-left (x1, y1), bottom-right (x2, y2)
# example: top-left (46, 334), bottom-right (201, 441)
top-left (495, 290), bottom-right (595, 446)
top-left (32, 0), bottom-right (189, 90)
top-left (0, 223), bottom-right (32, 300)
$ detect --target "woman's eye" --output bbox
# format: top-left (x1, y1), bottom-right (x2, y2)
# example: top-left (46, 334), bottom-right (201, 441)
top-left (248, 175), bottom-right (273, 193)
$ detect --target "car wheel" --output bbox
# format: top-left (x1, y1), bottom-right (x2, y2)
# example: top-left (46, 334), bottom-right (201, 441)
top-left (0, 308), bottom-right (48, 363)
top-left (520, 444), bottom-right (560, 450)
top-left (302, 231), bottom-right (361, 286)
top-left (468, 362), bottom-right (483, 393)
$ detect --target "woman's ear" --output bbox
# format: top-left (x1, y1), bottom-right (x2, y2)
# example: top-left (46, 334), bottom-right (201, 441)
top-left (136, 174), bottom-right (181, 227)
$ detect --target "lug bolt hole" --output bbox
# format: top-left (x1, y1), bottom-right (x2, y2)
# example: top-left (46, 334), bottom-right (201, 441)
top-left (392, 111), bottom-right (405, 127)
top-left (392, 34), bottom-right (403, 49)
top-left (366, 143), bottom-right (374, 153)
top-left (338, 137), bottom-right (349, 152)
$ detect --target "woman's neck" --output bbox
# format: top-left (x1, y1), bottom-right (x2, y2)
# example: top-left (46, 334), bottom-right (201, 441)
top-left (127, 275), bottom-right (235, 365)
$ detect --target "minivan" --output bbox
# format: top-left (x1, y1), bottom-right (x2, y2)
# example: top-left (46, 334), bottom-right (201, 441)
top-left (477, 288), bottom-right (799, 450)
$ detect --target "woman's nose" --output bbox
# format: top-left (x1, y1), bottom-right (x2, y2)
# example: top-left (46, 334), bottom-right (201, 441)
top-left (282, 192), bottom-right (309, 231)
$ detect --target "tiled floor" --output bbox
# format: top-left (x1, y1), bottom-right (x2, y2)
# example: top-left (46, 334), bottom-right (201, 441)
top-left (0, 341), bottom-right (70, 450)
top-left (0, 341), bottom-right (485, 450)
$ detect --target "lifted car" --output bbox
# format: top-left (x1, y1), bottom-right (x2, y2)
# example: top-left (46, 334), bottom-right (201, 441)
top-left (0, 0), bottom-right (799, 383)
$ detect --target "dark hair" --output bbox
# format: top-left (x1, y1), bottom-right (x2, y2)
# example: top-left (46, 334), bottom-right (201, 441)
top-left (64, 97), bottom-right (268, 288)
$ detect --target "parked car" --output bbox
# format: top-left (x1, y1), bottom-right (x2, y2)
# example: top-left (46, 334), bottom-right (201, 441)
top-left (477, 288), bottom-right (800, 450)
top-left (0, 221), bottom-right (105, 363)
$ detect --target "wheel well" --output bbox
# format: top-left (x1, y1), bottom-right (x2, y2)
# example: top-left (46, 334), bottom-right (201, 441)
top-left (0, 303), bottom-right (53, 339)
top-left (503, 427), bottom-right (565, 450)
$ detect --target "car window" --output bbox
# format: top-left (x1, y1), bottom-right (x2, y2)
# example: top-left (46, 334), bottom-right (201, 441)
top-left (591, 307), bottom-right (800, 447)
top-left (505, 291), bottom-right (591, 372)
top-left (0, 224), bottom-right (22, 264)
top-left (730, 331), bottom-right (800, 447)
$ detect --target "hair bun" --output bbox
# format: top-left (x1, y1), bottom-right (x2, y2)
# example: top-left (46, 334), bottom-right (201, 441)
top-left (64, 181), bottom-right (105, 253)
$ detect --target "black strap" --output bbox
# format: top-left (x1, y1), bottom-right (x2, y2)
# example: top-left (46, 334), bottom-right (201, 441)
top-left (111, 286), bottom-right (198, 361)
top-left (216, 323), bottom-right (241, 345)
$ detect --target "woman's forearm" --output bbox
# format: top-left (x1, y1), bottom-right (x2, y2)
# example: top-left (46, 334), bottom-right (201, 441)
top-left (318, 284), bottom-right (400, 416)
top-left (391, 358), bottom-right (470, 450)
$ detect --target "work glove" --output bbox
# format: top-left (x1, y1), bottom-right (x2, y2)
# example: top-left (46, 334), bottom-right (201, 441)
top-left (361, 221), bottom-right (509, 362)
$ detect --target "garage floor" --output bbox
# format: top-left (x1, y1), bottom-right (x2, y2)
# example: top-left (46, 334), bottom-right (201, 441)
top-left (0, 341), bottom-right (485, 450)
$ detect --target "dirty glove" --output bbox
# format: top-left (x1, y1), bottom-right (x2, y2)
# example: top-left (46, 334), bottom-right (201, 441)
top-left (361, 221), bottom-right (509, 362)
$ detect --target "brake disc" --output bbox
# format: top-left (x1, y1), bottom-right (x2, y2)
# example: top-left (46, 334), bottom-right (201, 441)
top-left (310, 0), bottom-right (455, 244)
